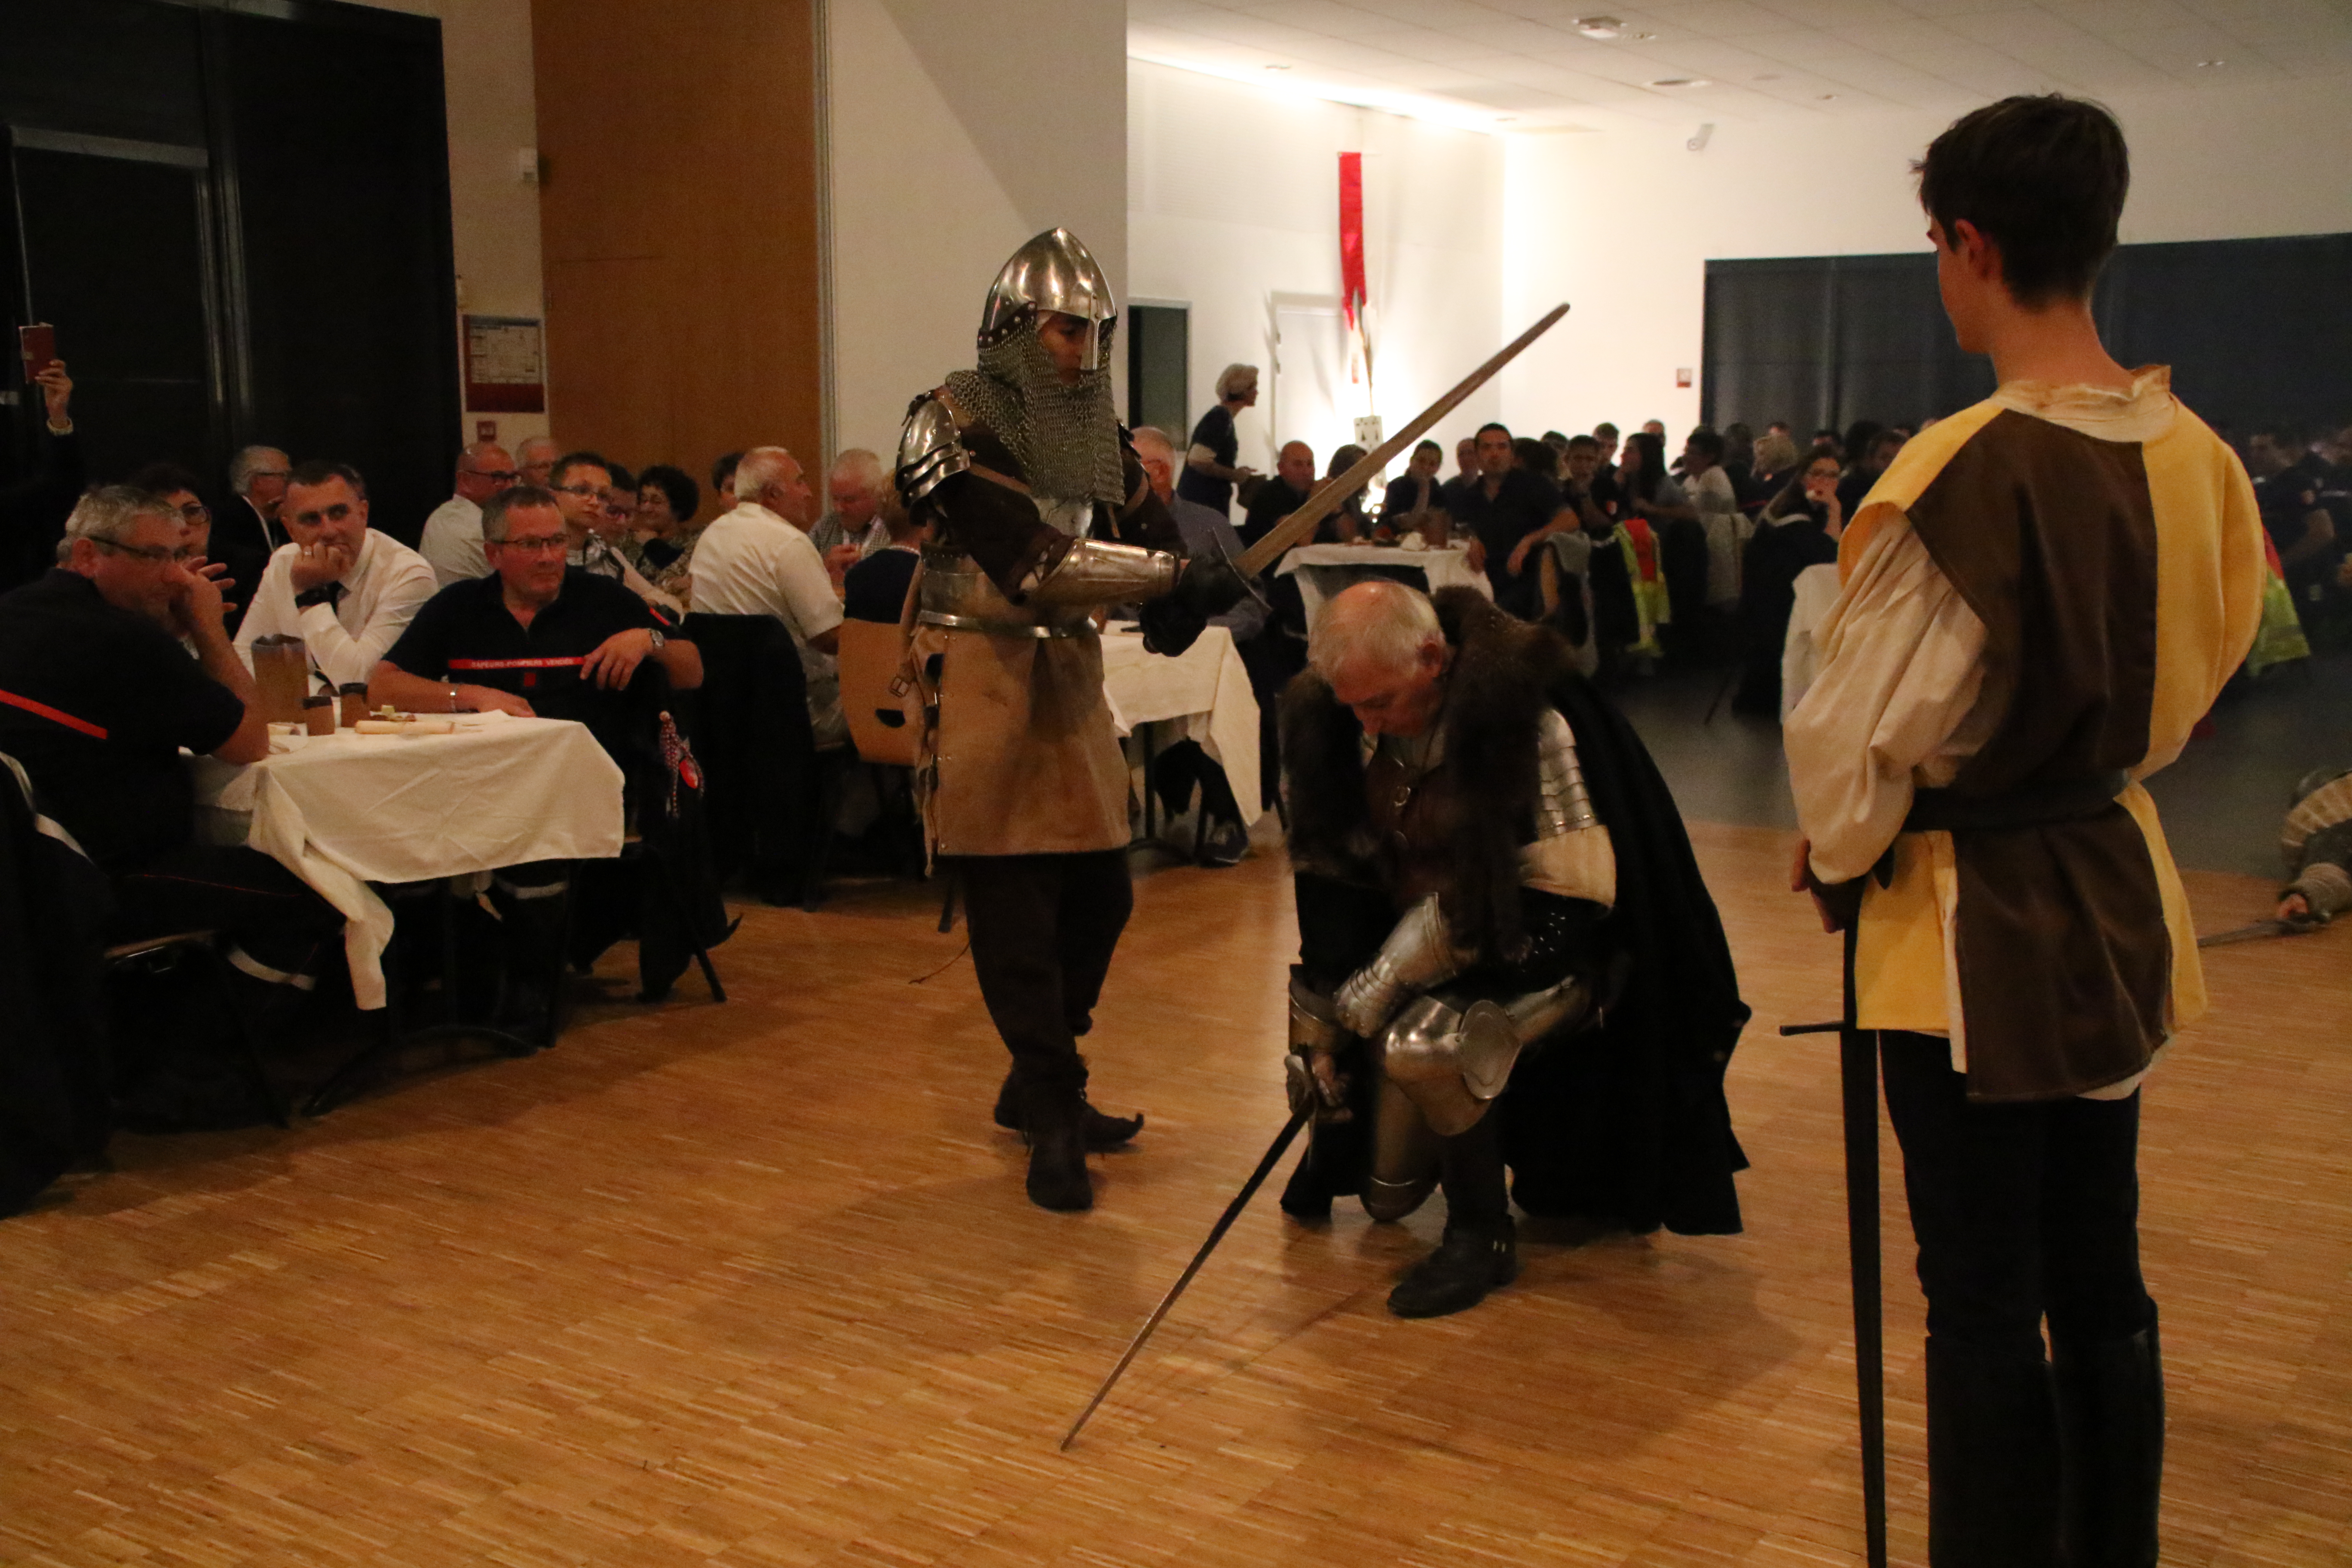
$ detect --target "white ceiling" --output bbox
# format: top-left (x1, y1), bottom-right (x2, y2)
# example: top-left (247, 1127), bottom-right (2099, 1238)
top-left (1128, 0), bottom-right (2352, 131)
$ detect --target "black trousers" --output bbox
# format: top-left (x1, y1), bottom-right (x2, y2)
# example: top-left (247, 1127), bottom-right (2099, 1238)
top-left (114, 843), bottom-right (343, 980)
top-left (1880, 1030), bottom-right (2156, 1355)
top-left (951, 849), bottom-right (1133, 1094)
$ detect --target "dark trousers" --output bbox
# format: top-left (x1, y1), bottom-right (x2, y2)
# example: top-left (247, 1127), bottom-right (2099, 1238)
top-left (1881, 1030), bottom-right (2156, 1354)
top-left (114, 843), bottom-right (342, 980)
top-left (1151, 738), bottom-right (1241, 823)
top-left (951, 849), bottom-right (1133, 1094)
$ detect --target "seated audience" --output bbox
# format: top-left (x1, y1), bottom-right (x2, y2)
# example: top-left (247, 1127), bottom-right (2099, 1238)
top-left (1619, 432), bottom-right (1706, 658)
top-left (126, 462), bottom-right (263, 636)
top-left (811, 449), bottom-right (890, 592)
top-left (235, 460), bottom-right (436, 691)
top-left (1177, 363), bottom-right (1261, 518)
top-left (1381, 441), bottom-right (1449, 539)
top-left (1750, 429), bottom-right (1801, 504)
top-left (1592, 421), bottom-right (1621, 477)
top-left (1449, 421), bottom-right (1562, 619)
top-left (221, 444), bottom-right (292, 560)
top-left (1682, 429), bottom-right (1746, 612)
top-left (515, 435), bottom-right (562, 491)
top-left (1130, 425), bottom-right (1257, 865)
top-left (1240, 440), bottom-right (1316, 549)
top-left (710, 450), bottom-right (743, 514)
top-left (1, 358), bottom-right (82, 592)
top-left (0, 485), bottom-right (340, 1005)
top-left (549, 452), bottom-right (680, 616)
top-left (626, 463), bottom-right (704, 606)
top-left (1439, 435), bottom-right (1480, 510)
top-left (1733, 453), bottom-right (1844, 717)
top-left (1541, 434), bottom-right (1638, 678)
top-left (417, 441), bottom-right (519, 587)
top-left (2250, 428), bottom-right (2339, 608)
top-left (1837, 427), bottom-right (1904, 512)
top-left (689, 445), bottom-right (846, 748)
top-left (372, 486), bottom-right (704, 1021)
top-left (1324, 444), bottom-right (1371, 541)
top-left (842, 489), bottom-right (928, 625)
top-left (1720, 421), bottom-right (1758, 502)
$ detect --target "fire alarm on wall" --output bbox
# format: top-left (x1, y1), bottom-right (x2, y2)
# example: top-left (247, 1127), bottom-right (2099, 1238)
top-left (476, 419), bottom-right (499, 443)
top-left (1676, 367), bottom-right (1693, 388)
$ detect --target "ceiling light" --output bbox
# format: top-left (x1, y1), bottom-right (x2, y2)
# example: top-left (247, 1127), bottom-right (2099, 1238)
top-left (2195, 57), bottom-right (2224, 66)
top-left (1264, 62), bottom-right (1291, 70)
top-left (1497, 115), bottom-right (1518, 122)
top-left (1574, 16), bottom-right (1624, 37)
top-left (1650, 77), bottom-right (1711, 87)
top-left (1633, 31), bottom-right (1657, 40)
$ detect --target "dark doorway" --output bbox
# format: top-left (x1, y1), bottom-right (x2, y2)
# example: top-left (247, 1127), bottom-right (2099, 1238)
top-left (1127, 303), bottom-right (1188, 438)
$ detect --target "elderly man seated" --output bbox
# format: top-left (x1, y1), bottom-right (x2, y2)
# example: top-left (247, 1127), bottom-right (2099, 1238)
top-left (371, 485), bottom-right (705, 1016)
top-left (0, 485), bottom-right (342, 1008)
top-left (1278, 581), bottom-right (1748, 1317)
top-left (235, 460), bottom-right (438, 693)
top-left (689, 444), bottom-right (846, 748)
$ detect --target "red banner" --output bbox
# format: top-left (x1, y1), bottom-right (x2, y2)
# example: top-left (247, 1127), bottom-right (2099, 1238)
top-left (1338, 152), bottom-right (1366, 334)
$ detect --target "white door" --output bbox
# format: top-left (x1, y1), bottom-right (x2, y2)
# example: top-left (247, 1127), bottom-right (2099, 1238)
top-left (1271, 303), bottom-right (1362, 476)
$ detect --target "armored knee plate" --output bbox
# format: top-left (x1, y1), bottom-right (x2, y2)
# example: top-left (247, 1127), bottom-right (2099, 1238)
top-left (1377, 974), bottom-right (1595, 1139)
top-left (1361, 1032), bottom-right (1441, 1221)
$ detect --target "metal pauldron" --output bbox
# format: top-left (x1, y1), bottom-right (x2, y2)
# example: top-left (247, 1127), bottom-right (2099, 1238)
top-left (896, 397), bottom-right (971, 502)
top-left (1379, 973), bottom-right (1594, 1137)
top-left (1533, 708), bottom-right (1599, 838)
top-left (916, 549), bottom-right (1093, 639)
top-left (1332, 894), bottom-right (1466, 1038)
top-left (1023, 538), bottom-right (1180, 607)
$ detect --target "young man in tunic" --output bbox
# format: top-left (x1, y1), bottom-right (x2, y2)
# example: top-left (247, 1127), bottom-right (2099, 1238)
top-left (1785, 96), bottom-right (2263, 1567)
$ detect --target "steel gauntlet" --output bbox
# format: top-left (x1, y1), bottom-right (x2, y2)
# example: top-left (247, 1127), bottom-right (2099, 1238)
top-left (1283, 974), bottom-right (1354, 1121)
top-left (1332, 895), bottom-right (1467, 1038)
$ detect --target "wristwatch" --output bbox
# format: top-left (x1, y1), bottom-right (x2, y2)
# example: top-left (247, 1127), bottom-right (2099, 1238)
top-left (646, 629), bottom-right (667, 652)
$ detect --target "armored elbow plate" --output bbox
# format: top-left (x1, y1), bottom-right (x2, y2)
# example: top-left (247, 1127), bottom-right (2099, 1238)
top-left (897, 397), bottom-right (971, 502)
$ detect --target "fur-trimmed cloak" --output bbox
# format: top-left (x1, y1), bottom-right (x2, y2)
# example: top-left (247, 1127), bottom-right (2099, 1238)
top-left (1280, 588), bottom-right (1750, 1236)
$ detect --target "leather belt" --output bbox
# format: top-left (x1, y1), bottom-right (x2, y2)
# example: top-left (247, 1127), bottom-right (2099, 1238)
top-left (1904, 770), bottom-right (2131, 833)
top-left (916, 610), bottom-right (1084, 639)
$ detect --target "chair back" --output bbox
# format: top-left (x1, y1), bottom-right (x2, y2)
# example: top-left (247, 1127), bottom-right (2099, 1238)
top-left (836, 619), bottom-right (920, 768)
top-left (677, 612), bottom-right (820, 888)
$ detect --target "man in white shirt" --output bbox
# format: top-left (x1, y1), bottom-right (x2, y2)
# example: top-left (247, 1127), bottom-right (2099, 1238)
top-left (808, 447), bottom-right (891, 592)
top-left (235, 460), bottom-right (437, 690)
top-left (416, 441), bottom-right (518, 586)
top-left (689, 445), bottom-right (845, 747)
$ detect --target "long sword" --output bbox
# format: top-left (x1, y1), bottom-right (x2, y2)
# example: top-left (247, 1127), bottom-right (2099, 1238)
top-left (1232, 304), bottom-right (1571, 579)
top-left (1060, 1107), bottom-right (1310, 1451)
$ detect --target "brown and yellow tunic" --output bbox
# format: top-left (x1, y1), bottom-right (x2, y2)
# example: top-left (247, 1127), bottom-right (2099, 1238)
top-left (1785, 368), bottom-right (2263, 1102)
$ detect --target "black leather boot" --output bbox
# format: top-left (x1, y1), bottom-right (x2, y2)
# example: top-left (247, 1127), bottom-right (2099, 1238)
top-left (1924, 1338), bottom-right (2062, 1567)
top-left (1020, 1080), bottom-right (1093, 1212)
top-left (1387, 1217), bottom-right (1517, 1318)
top-left (994, 1067), bottom-right (1142, 1151)
top-left (2053, 1322), bottom-right (2165, 1568)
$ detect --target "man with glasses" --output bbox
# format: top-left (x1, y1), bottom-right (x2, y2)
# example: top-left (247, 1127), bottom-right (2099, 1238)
top-left (515, 435), bottom-right (562, 491)
top-left (129, 462), bottom-right (265, 637)
top-left (221, 445), bottom-right (292, 559)
top-left (0, 485), bottom-right (341, 1006)
top-left (418, 441), bottom-right (520, 587)
top-left (548, 452), bottom-right (679, 616)
top-left (235, 460), bottom-right (436, 692)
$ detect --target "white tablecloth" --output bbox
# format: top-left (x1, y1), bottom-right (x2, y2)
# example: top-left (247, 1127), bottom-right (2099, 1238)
top-left (188, 713), bottom-right (625, 1009)
top-left (1780, 562), bottom-right (1844, 720)
top-left (1099, 625), bottom-right (1263, 823)
top-left (1273, 543), bottom-right (1492, 633)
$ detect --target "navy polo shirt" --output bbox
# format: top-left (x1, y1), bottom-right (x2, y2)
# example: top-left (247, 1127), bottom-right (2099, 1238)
top-left (382, 569), bottom-right (664, 729)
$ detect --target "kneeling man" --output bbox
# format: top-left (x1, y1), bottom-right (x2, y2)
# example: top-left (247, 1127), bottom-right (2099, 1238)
top-left (1279, 582), bottom-right (1749, 1316)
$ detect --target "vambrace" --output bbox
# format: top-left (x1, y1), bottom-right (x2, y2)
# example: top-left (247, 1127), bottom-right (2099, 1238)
top-left (1520, 707), bottom-right (1616, 907)
top-left (1021, 538), bottom-right (1181, 606)
top-left (1332, 894), bottom-right (1467, 1038)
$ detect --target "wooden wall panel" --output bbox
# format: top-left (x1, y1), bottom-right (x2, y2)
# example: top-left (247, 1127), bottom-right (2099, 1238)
top-left (532, 0), bottom-right (823, 496)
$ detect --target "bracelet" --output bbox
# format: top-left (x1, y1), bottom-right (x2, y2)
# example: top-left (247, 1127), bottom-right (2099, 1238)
top-left (448, 683), bottom-right (460, 713)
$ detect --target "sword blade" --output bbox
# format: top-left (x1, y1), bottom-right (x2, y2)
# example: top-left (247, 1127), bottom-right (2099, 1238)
top-left (1838, 922), bottom-right (1890, 1568)
top-left (1231, 303), bottom-right (1570, 578)
top-left (1060, 1107), bottom-right (1311, 1451)
top-left (2196, 919), bottom-right (2295, 947)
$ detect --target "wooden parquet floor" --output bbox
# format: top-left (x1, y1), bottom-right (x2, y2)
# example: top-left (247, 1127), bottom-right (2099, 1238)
top-left (3, 822), bottom-right (2349, 1567)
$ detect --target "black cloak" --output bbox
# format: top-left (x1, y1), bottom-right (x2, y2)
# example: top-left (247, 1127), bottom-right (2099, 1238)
top-left (1281, 588), bottom-right (1750, 1237)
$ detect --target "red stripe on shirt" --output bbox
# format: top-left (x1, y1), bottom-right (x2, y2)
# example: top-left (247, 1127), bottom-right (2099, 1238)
top-left (445, 657), bottom-right (590, 671)
top-left (0, 687), bottom-right (109, 740)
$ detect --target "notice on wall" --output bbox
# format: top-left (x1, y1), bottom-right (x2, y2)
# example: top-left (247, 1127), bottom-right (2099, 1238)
top-left (463, 315), bottom-right (545, 413)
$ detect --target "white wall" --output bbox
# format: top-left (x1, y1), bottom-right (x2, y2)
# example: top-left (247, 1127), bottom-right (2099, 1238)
top-left (1500, 74), bottom-right (2352, 440)
top-left (826, 0), bottom-right (1129, 464)
top-left (1128, 60), bottom-right (1503, 480)
top-left (353, 0), bottom-right (549, 452)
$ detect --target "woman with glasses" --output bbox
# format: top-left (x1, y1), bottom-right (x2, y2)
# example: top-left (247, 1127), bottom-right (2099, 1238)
top-left (624, 464), bottom-right (703, 609)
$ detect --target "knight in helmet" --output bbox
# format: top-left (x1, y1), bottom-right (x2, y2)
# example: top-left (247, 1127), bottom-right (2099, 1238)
top-left (896, 228), bottom-right (1247, 1213)
top-left (1278, 579), bottom-right (1749, 1316)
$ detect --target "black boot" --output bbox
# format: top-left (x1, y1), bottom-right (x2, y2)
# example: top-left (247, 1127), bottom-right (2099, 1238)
top-left (1387, 1217), bottom-right (1517, 1318)
top-left (1924, 1338), bottom-right (2062, 1567)
top-left (2053, 1322), bottom-right (2165, 1568)
top-left (994, 1067), bottom-right (1142, 1151)
top-left (1020, 1080), bottom-right (1093, 1212)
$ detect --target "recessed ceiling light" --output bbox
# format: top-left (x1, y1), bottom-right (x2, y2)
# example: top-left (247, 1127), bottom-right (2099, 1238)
top-left (2195, 57), bottom-right (2225, 66)
top-left (1650, 77), bottom-right (1711, 87)
top-left (1497, 115), bottom-right (1518, 121)
top-left (1264, 62), bottom-right (1290, 70)
top-left (1574, 15), bottom-right (1624, 37)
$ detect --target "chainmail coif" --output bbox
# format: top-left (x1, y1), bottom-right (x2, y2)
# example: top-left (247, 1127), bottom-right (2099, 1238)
top-left (944, 325), bottom-right (1126, 511)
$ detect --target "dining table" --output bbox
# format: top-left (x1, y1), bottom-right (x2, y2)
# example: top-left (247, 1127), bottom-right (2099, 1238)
top-left (187, 710), bottom-right (626, 1010)
top-left (1273, 541), bottom-right (1492, 635)
top-left (1099, 623), bottom-right (1263, 827)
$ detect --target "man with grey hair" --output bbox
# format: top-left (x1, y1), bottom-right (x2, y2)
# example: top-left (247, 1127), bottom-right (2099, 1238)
top-left (0, 485), bottom-right (340, 1010)
top-left (417, 440), bottom-right (520, 586)
top-left (1279, 579), bottom-right (1748, 1317)
top-left (515, 434), bottom-right (562, 491)
top-left (689, 444), bottom-right (845, 746)
top-left (1177, 362), bottom-right (1261, 518)
top-left (809, 447), bottom-right (890, 588)
top-left (222, 444), bottom-right (292, 559)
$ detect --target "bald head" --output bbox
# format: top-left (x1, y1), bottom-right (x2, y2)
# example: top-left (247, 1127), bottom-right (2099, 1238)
top-left (455, 441), bottom-right (517, 504)
top-left (1131, 426), bottom-right (1177, 501)
top-left (1277, 441), bottom-right (1314, 492)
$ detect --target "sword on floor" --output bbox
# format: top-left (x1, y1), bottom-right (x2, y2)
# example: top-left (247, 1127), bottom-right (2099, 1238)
top-left (1780, 920), bottom-right (1889, 1568)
